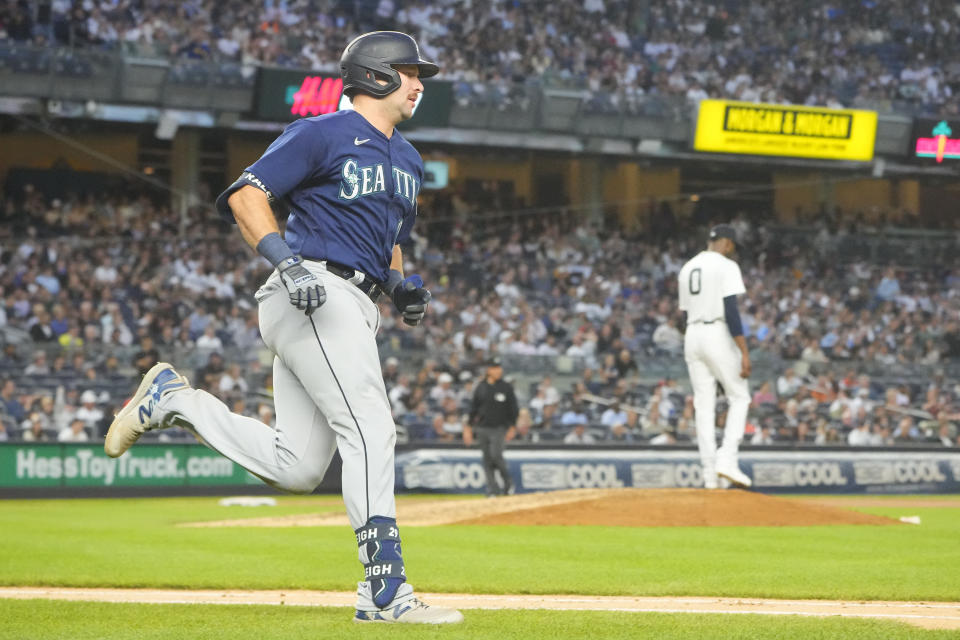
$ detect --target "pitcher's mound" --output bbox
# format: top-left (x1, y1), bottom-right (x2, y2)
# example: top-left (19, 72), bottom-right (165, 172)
top-left (183, 489), bottom-right (898, 528)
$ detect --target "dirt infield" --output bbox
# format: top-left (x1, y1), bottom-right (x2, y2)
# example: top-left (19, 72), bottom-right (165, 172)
top-left (3, 587), bottom-right (959, 630)
top-left (798, 496), bottom-right (960, 509)
top-left (182, 488), bottom-right (899, 528)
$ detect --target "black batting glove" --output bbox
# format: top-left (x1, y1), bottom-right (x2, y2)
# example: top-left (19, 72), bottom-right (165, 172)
top-left (390, 274), bottom-right (431, 326)
top-left (278, 255), bottom-right (326, 316)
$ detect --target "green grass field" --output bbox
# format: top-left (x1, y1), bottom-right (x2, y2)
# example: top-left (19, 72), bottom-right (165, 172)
top-left (3, 599), bottom-right (958, 640)
top-left (1, 494), bottom-right (959, 639)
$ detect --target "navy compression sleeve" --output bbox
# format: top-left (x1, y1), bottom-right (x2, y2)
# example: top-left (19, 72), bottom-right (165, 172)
top-left (723, 295), bottom-right (743, 337)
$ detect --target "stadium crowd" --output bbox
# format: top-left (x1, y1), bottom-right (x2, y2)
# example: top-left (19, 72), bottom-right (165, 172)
top-left (1, 0), bottom-right (959, 114)
top-left (1, 182), bottom-right (960, 449)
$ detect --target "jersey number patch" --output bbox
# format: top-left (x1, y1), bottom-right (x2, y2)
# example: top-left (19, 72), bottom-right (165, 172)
top-left (689, 268), bottom-right (702, 295)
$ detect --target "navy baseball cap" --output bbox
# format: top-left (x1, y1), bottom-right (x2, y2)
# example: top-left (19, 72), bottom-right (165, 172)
top-left (485, 357), bottom-right (502, 367)
top-left (709, 224), bottom-right (738, 246)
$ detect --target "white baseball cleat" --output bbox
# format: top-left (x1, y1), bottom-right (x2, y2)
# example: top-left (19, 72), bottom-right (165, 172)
top-left (702, 465), bottom-right (718, 489)
top-left (717, 463), bottom-right (752, 488)
top-left (354, 597), bottom-right (464, 624)
top-left (104, 362), bottom-right (191, 458)
top-left (354, 582), bottom-right (462, 624)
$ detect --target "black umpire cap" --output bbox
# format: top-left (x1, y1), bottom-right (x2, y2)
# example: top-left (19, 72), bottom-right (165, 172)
top-left (708, 224), bottom-right (738, 246)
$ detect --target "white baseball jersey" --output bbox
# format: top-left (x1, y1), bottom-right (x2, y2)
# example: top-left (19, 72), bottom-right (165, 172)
top-left (678, 251), bottom-right (746, 325)
top-left (678, 250), bottom-right (750, 487)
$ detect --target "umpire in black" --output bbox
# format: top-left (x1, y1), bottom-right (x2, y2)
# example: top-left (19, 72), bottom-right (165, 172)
top-left (464, 357), bottom-right (519, 497)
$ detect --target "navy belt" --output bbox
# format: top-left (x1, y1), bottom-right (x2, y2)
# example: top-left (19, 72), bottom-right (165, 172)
top-left (322, 261), bottom-right (384, 302)
top-left (689, 317), bottom-right (723, 325)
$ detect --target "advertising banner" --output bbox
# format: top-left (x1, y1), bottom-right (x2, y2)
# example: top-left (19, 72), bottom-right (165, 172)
top-left (7, 445), bottom-right (956, 494)
top-left (693, 99), bottom-right (877, 161)
top-left (0, 444), bottom-right (258, 488)
top-left (395, 449), bottom-right (960, 495)
top-left (252, 67), bottom-right (452, 128)
top-left (911, 118), bottom-right (960, 163)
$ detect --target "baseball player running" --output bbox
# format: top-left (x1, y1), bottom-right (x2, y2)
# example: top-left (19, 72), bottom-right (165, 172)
top-left (104, 32), bottom-right (462, 624)
top-left (678, 224), bottom-right (752, 489)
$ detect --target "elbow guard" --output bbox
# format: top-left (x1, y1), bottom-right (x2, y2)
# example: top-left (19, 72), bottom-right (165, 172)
top-left (724, 295), bottom-right (743, 337)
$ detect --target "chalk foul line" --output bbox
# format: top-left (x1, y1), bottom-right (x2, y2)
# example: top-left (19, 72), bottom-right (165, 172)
top-left (1, 587), bottom-right (959, 630)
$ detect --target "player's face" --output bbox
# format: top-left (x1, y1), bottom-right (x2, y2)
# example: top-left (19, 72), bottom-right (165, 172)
top-left (389, 64), bottom-right (423, 122)
top-left (719, 238), bottom-right (736, 258)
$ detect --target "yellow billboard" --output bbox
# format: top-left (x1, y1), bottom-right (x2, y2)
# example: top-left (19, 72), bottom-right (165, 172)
top-left (693, 99), bottom-right (877, 161)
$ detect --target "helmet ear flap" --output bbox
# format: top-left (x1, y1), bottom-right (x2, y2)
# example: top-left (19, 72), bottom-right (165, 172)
top-left (340, 31), bottom-right (437, 98)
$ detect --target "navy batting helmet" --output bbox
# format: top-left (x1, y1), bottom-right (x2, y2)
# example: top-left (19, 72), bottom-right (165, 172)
top-left (709, 224), bottom-right (738, 246)
top-left (340, 31), bottom-right (439, 98)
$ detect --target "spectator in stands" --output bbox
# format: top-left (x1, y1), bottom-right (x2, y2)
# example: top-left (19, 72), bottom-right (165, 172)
top-left (58, 418), bottom-right (90, 442)
top-left (537, 376), bottom-right (561, 406)
top-left (652, 316), bottom-right (683, 353)
top-left (641, 388), bottom-right (671, 437)
top-left (606, 422), bottom-right (635, 443)
top-left (403, 401), bottom-right (436, 441)
top-left (579, 368), bottom-right (605, 395)
top-left (98, 354), bottom-right (123, 380)
top-left (257, 403), bottom-right (275, 429)
top-left (388, 373), bottom-right (412, 416)
top-left (75, 390), bottom-right (104, 430)
top-left (195, 351), bottom-right (226, 388)
top-left (600, 400), bottom-right (628, 433)
top-left (429, 372), bottom-right (457, 405)
top-left (58, 322), bottom-right (85, 350)
top-left (614, 348), bottom-right (639, 379)
top-left (21, 413), bottom-right (51, 442)
top-left (847, 422), bottom-right (872, 446)
top-left (752, 381), bottom-right (776, 406)
top-left (50, 304), bottom-right (69, 337)
top-left (892, 416), bottom-right (922, 442)
top-left (132, 335), bottom-right (160, 376)
top-left (24, 350), bottom-right (50, 375)
top-left (801, 338), bottom-right (830, 364)
top-left (196, 323), bottom-right (224, 354)
top-left (434, 410), bottom-right (465, 441)
top-left (938, 419), bottom-right (956, 447)
top-left (563, 421), bottom-right (596, 445)
top-left (382, 356), bottom-right (400, 385)
top-left (649, 425), bottom-right (677, 446)
top-left (777, 368), bottom-right (803, 398)
top-left (875, 268), bottom-right (901, 304)
top-left (14, 0), bottom-right (960, 113)
top-left (29, 307), bottom-right (56, 342)
top-left (527, 386), bottom-right (552, 424)
top-left (0, 379), bottom-right (26, 424)
top-left (560, 401), bottom-right (590, 428)
top-left (5, 179), bottom-right (960, 449)
top-left (218, 363), bottom-right (249, 396)
top-left (751, 423), bottom-right (774, 445)
top-left (565, 331), bottom-right (594, 361)
top-left (509, 408), bottom-right (539, 443)
top-left (27, 394), bottom-right (57, 432)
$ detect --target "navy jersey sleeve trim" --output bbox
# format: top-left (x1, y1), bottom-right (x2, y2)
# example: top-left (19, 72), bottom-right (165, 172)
top-left (214, 171), bottom-right (276, 221)
top-left (723, 294), bottom-right (743, 337)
